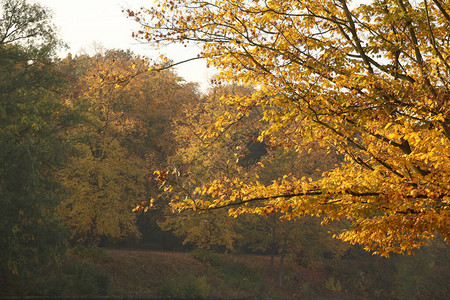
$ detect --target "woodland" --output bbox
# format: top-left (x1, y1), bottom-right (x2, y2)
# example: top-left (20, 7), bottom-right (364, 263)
top-left (0, 0), bottom-right (449, 299)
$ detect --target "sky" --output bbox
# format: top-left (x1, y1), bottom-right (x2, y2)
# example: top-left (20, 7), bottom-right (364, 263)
top-left (35, 0), bottom-right (213, 91)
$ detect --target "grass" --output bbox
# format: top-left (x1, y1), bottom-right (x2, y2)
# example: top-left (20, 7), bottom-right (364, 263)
top-left (82, 248), bottom-right (318, 298)
top-left (14, 246), bottom-right (449, 299)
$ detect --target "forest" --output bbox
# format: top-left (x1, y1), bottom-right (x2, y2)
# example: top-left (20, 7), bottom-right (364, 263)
top-left (0, 0), bottom-right (449, 299)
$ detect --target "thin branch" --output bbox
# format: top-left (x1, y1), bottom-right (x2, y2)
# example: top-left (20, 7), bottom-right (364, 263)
top-left (151, 56), bottom-right (205, 71)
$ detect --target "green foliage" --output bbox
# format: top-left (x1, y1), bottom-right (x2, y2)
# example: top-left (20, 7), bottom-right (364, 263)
top-left (62, 260), bottom-right (110, 296)
top-left (158, 273), bottom-right (210, 299)
top-left (0, 0), bottom-right (71, 287)
top-left (414, 267), bottom-right (450, 300)
top-left (72, 245), bottom-right (108, 263)
top-left (0, 0), bottom-right (63, 54)
top-left (190, 248), bottom-right (222, 266)
top-left (34, 271), bottom-right (71, 296)
top-left (325, 276), bottom-right (342, 293)
top-left (190, 249), bottom-right (263, 294)
top-left (215, 259), bottom-right (263, 293)
top-left (391, 248), bottom-right (450, 300)
top-left (296, 282), bottom-right (312, 299)
top-left (322, 244), bottom-right (450, 299)
top-left (135, 211), bottom-right (185, 250)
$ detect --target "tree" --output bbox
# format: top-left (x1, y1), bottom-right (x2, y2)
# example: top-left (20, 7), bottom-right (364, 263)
top-left (158, 209), bottom-right (241, 251)
top-left (148, 84), bottom-right (258, 251)
top-left (57, 49), bottom-right (200, 244)
top-left (129, 0), bottom-right (450, 255)
top-left (0, 0), bottom-right (70, 287)
top-left (56, 50), bottom-right (149, 243)
top-left (0, 0), bottom-right (61, 51)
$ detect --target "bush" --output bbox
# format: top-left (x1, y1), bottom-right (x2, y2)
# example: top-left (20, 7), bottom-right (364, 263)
top-left (34, 272), bottom-right (71, 296)
top-left (158, 273), bottom-right (211, 299)
top-left (63, 260), bottom-right (110, 295)
top-left (191, 249), bottom-right (264, 294)
top-left (218, 260), bottom-right (263, 293)
top-left (325, 276), bottom-right (342, 292)
top-left (190, 248), bottom-right (222, 266)
top-left (73, 245), bottom-right (108, 262)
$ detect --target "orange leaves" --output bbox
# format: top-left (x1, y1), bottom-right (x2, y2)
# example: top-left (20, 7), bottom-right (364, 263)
top-left (133, 199), bottom-right (156, 213)
top-left (132, 0), bottom-right (450, 255)
top-left (154, 170), bottom-right (168, 182)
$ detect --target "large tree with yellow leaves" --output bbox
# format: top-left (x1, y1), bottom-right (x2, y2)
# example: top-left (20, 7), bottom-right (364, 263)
top-left (129, 0), bottom-right (449, 255)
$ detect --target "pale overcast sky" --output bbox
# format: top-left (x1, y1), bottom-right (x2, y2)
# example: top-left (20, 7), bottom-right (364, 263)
top-left (35, 0), bottom-right (212, 91)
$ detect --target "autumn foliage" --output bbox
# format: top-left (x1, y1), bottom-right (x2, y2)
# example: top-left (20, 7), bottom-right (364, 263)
top-left (129, 0), bottom-right (450, 255)
top-left (56, 49), bottom-right (199, 243)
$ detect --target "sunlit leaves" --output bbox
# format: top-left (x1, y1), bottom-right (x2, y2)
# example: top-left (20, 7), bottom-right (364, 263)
top-left (56, 51), bottom-right (150, 242)
top-left (132, 0), bottom-right (450, 255)
top-left (58, 48), bottom-right (201, 243)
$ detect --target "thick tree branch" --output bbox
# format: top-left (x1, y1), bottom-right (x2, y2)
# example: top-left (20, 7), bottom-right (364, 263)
top-left (194, 189), bottom-right (440, 212)
top-left (432, 0), bottom-right (450, 23)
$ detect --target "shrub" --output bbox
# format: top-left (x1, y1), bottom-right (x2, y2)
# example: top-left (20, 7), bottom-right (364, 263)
top-left (325, 276), bottom-right (342, 293)
top-left (63, 260), bottom-right (110, 295)
top-left (190, 248), bottom-right (222, 266)
top-left (158, 273), bottom-right (211, 299)
top-left (73, 245), bottom-right (108, 262)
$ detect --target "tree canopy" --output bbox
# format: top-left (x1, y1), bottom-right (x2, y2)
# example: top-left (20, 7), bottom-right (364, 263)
top-left (129, 0), bottom-right (450, 256)
top-left (0, 0), bottom-right (69, 279)
top-left (55, 48), bottom-right (200, 243)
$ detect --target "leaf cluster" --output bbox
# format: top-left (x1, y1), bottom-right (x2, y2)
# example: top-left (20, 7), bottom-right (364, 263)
top-left (132, 0), bottom-right (450, 255)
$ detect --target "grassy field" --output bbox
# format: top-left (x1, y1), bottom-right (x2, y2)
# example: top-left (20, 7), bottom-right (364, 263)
top-left (10, 246), bottom-right (448, 299)
top-left (34, 247), bottom-right (338, 299)
top-left (86, 248), bottom-right (328, 299)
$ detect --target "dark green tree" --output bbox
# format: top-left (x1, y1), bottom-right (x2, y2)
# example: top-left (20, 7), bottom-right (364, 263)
top-left (0, 0), bottom-right (73, 292)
